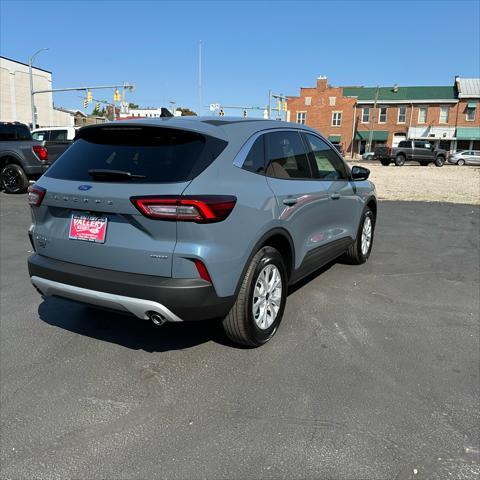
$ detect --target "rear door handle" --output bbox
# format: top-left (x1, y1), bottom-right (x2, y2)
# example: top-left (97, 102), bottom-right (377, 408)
top-left (330, 193), bottom-right (340, 200)
top-left (283, 197), bottom-right (298, 206)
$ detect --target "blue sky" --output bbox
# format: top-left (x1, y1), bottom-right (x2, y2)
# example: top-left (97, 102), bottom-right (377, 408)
top-left (1, 0), bottom-right (479, 117)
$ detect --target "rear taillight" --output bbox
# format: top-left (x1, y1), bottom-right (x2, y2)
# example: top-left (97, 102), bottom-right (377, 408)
top-left (28, 185), bottom-right (46, 206)
top-left (131, 196), bottom-right (237, 223)
top-left (32, 145), bottom-right (48, 162)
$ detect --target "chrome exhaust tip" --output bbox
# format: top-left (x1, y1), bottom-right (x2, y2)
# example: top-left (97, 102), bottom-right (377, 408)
top-left (148, 311), bottom-right (167, 326)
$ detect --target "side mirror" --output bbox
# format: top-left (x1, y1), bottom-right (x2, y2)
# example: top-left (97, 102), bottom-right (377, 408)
top-left (351, 165), bottom-right (370, 181)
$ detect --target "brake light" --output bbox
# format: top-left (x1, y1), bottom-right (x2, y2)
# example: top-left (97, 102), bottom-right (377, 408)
top-left (193, 259), bottom-right (212, 283)
top-left (32, 145), bottom-right (48, 162)
top-left (28, 185), bottom-right (46, 206)
top-left (131, 195), bottom-right (237, 223)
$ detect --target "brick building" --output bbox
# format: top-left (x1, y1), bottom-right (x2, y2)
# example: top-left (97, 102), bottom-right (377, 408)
top-left (287, 76), bottom-right (480, 156)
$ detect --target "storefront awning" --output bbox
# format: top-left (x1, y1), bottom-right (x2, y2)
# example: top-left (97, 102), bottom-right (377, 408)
top-left (467, 101), bottom-right (478, 108)
top-left (355, 130), bottom-right (389, 141)
top-left (456, 127), bottom-right (480, 140)
top-left (328, 135), bottom-right (341, 142)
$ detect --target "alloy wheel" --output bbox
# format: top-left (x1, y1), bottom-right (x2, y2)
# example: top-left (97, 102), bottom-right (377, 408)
top-left (252, 264), bottom-right (282, 330)
top-left (361, 216), bottom-right (372, 255)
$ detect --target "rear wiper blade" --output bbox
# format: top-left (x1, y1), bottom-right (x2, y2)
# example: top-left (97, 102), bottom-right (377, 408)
top-left (88, 169), bottom-right (146, 180)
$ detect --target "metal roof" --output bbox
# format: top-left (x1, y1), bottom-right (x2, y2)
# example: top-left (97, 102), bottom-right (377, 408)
top-left (343, 85), bottom-right (457, 101)
top-left (456, 78), bottom-right (480, 98)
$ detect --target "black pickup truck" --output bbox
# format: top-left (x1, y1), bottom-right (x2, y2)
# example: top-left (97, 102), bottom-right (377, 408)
top-left (375, 140), bottom-right (447, 167)
top-left (0, 122), bottom-right (50, 193)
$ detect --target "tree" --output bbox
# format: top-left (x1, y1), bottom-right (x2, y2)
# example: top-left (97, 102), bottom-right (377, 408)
top-left (177, 107), bottom-right (197, 116)
top-left (128, 102), bottom-right (139, 109)
top-left (91, 105), bottom-right (107, 117)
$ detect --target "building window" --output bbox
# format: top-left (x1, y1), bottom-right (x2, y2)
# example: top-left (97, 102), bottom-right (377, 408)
top-left (398, 106), bottom-right (407, 124)
top-left (466, 106), bottom-right (476, 121)
top-left (329, 97), bottom-right (336, 106)
top-left (332, 111), bottom-right (342, 126)
top-left (305, 97), bottom-right (312, 106)
top-left (418, 106), bottom-right (428, 124)
top-left (439, 106), bottom-right (449, 124)
top-left (378, 107), bottom-right (387, 123)
top-left (296, 112), bottom-right (306, 124)
top-left (361, 107), bottom-right (370, 123)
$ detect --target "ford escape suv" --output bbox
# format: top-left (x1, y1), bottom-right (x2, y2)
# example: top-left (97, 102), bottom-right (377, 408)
top-left (28, 117), bottom-right (377, 347)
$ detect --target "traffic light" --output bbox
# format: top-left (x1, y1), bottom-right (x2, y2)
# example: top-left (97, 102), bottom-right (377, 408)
top-left (277, 99), bottom-right (281, 112)
top-left (243, 110), bottom-right (247, 118)
top-left (83, 99), bottom-right (88, 109)
top-left (219, 109), bottom-right (225, 117)
top-left (95, 103), bottom-right (101, 111)
top-left (284, 101), bottom-right (288, 111)
top-left (87, 90), bottom-right (92, 103)
top-left (113, 89), bottom-right (120, 102)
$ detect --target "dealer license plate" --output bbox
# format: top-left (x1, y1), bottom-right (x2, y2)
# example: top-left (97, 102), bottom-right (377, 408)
top-left (69, 214), bottom-right (108, 243)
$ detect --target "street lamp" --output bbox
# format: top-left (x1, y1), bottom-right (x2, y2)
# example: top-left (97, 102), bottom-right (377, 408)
top-left (29, 48), bottom-right (49, 129)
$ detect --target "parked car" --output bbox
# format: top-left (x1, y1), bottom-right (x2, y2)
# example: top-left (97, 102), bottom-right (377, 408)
top-left (0, 122), bottom-right (48, 193)
top-left (375, 140), bottom-right (447, 167)
top-left (27, 117), bottom-right (377, 347)
top-left (362, 151), bottom-right (376, 161)
top-left (31, 126), bottom-right (77, 163)
top-left (447, 150), bottom-right (480, 166)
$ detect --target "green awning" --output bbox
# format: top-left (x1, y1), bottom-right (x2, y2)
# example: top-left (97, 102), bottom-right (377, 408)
top-left (467, 101), bottom-right (478, 108)
top-left (456, 127), bottom-right (480, 140)
top-left (355, 130), bottom-right (389, 141)
top-left (328, 135), bottom-right (341, 142)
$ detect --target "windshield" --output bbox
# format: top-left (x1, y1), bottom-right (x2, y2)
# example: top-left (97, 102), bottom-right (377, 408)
top-left (45, 126), bottom-right (227, 183)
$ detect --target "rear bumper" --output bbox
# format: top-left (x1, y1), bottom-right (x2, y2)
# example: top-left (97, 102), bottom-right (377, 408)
top-left (28, 254), bottom-right (235, 321)
top-left (23, 163), bottom-right (50, 176)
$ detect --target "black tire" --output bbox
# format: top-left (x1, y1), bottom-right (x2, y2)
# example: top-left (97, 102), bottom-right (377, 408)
top-left (343, 207), bottom-right (375, 265)
top-left (1, 164), bottom-right (29, 193)
top-left (457, 159), bottom-right (465, 166)
top-left (222, 246), bottom-right (287, 347)
top-left (435, 156), bottom-right (445, 167)
top-left (380, 160), bottom-right (390, 166)
top-left (395, 155), bottom-right (406, 166)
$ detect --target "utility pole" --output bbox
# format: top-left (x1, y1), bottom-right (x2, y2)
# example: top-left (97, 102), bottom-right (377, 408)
top-left (367, 85), bottom-right (380, 153)
top-left (268, 90), bottom-right (272, 120)
top-left (29, 48), bottom-right (49, 129)
top-left (198, 40), bottom-right (202, 116)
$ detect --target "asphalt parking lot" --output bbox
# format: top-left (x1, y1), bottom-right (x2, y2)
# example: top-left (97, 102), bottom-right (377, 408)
top-left (1, 193), bottom-right (479, 480)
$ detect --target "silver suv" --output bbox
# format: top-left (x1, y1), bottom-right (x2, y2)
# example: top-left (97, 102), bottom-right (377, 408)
top-left (28, 117), bottom-right (377, 347)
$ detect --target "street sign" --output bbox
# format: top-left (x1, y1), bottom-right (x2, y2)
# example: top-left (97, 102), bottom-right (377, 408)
top-left (210, 103), bottom-right (220, 112)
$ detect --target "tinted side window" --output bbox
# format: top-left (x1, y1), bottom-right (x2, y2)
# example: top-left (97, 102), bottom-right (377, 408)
top-left (304, 134), bottom-right (347, 180)
top-left (398, 141), bottom-right (410, 148)
top-left (265, 131), bottom-right (312, 179)
top-left (414, 141), bottom-right (426, 148)
top-left (49, 130), bottom-right (68, 141)
top-left (242, 135), bottom-right (265, 175)
top-left (0, 124), bottom-right (17, 140)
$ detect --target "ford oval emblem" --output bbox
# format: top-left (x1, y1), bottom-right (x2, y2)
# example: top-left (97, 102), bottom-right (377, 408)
top-left (78, 185), bottom-right (92, 191)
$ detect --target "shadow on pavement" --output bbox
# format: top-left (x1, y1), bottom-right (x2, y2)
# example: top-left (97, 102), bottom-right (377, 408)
top-left (38, 297), bottom-right (233, 352)
top-left (37, 260), bottom-right (338, 352)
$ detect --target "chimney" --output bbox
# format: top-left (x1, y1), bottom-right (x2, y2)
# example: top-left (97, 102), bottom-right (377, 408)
top-left (317, 75), bottom-right (328, 92)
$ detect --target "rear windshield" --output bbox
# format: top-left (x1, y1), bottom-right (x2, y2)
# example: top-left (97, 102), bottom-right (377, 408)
top-left (0, 124), bottom-right (32, 141)
top-left (45, 126), bottom-right (227, 183)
